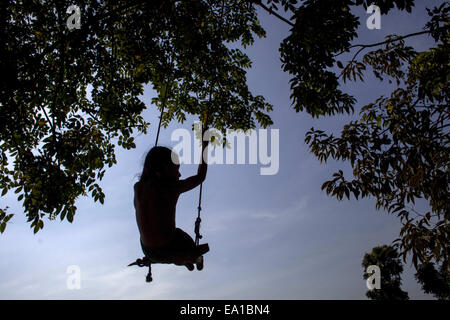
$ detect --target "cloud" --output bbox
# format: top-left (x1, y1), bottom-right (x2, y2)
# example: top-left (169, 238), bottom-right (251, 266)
top-left (203, 196), bottom-right (311, 250)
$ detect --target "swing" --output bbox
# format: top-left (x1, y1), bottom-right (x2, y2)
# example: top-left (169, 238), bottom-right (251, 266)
top-left (128, 59), bottom-right (215, 283)
top-left (128, 109), bottom-right (210, 282)
top-left (128, 1), bottom-right (225, 282)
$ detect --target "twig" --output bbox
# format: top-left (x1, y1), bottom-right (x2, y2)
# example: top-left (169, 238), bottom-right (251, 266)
top-left (255, 1), bottom-right (295, 27)
top-left (334, 30), bottom-right (431, 59)
top-left (38, 105), bottom-right (55, 132)
top-left (406, 205), bottom-right (426, 218)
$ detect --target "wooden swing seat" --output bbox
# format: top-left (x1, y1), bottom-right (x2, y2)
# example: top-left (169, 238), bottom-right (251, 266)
top-left (128, 243), bottom-right (209, 283)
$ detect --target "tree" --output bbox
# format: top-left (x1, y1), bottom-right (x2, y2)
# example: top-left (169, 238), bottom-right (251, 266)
top-left (362, 245), bottom-right (409, 300)
top-left (296, 1), bottom-right (449, 275)
top-left (415, 262), bottom-right (450, 300)
top-left (1, 0), bottom-right (278, 233)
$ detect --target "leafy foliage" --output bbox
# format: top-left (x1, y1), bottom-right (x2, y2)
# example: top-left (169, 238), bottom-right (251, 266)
top-left (301, 1), bottom-right (449, 275)
top-left (0, 0), bottom-right (275, 233)
top-left (353, 0), bottom-right (415, 14)
top-left (362, 245), bottom-right (409, 300)
top-left (415, 262), bottom-right (450, 300)
top-left (0, 206), bottom-right (13, 234)
top-left (280, 0), bottom-right (359, 117)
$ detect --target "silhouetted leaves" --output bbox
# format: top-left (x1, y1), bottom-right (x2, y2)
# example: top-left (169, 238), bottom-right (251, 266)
top-left (415, 262), bottom-right (450, 300)
top-left (362, 245), bottom-right (409, 300)
top-left (280, 0), bottom-right (358, 116)
top-left (354, 0), bottom-right (415, 14)
top-left (0, 0), bottom-right (275, 233)
top-left (301, 2), bottom-right (449, 275)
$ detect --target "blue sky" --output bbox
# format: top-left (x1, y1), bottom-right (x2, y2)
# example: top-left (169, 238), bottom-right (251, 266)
top-left (0, 1), bottom-right (444, 299)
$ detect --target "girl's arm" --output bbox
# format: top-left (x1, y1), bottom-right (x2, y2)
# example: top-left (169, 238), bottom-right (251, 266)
top-left (171, 138), bottom-right (209, 194)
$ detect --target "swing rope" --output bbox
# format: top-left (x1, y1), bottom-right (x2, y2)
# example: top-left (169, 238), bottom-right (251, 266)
top-left (194, 0), bottom-right (225, 246)
top-left (154, 50), bottom-right (175, 147)
top-left (154, 89), bottom-right (167, 147)
top-left (154, 102), bottom-right (165, 147)
top-left (195, 183), bottom-right (203, 246)
top-left (194, 105), bottom-right (210, 246)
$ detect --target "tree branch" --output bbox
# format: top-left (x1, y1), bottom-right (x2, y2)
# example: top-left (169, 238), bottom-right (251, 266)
top-left (38, 105), bottom-right (55, 132)
top-left (255, 1), bottom-right (295, 27)
top-left (334, 30), bottom-right (431, 60)
top-left (406, 205), bottom-right (426, 218)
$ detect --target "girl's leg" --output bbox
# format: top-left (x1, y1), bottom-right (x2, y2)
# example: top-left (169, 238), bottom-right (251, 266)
top-left (173, 229), bottom-right (206, 270)
top-left (171, 228), bottom-right (197, 268)
top-left (173, 228), bottom-right (196, 250)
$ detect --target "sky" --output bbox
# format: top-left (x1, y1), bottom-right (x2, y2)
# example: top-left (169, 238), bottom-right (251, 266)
top-left (0, 1), bottom-right (445, 299)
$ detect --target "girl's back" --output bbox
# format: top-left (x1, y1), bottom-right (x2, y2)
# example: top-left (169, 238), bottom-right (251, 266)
top-left (134, 179), bottom-right (179, 247)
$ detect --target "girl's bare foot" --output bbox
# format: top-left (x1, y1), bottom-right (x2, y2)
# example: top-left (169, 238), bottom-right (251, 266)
top-left (196, 256), bottom-right (204, 271)
top-left (185, 263), bottom-right (194, 271)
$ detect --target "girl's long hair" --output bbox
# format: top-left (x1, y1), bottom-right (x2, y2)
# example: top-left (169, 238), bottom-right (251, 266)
top-left (139, 146), bottom-right (174, 183)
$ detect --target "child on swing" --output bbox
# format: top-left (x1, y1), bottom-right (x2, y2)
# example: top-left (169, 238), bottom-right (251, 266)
top-left (134, 134), bottom-right (210, 271)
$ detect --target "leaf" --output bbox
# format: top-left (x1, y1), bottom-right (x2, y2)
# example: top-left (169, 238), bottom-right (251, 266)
top-left (60, 207), bottom-right (67, 221)
top-left (321, 181), bottom-right (330, 190)
top-left (344, 187), bottom-right (350, 200)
